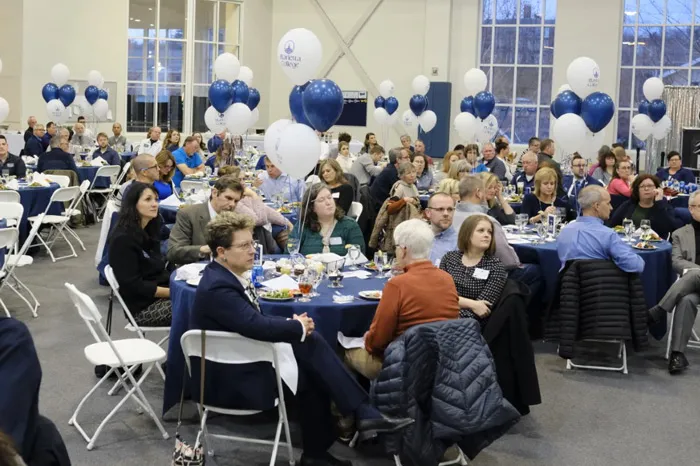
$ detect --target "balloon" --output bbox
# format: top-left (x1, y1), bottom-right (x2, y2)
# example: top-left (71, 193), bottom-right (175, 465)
top-left (0, 98), bottom-right (8, 124)
top-left (208, 79), bottom-right (233, 113)
top-left (93, 99), bottom-right (109, 120)
top-left (238, 66), bottom-right (254, 86)
top-left (379, 80), bottom-right (395, 99)
top-left (463, 69), bottom-right (488, 96)
top-left (374, 96), bottom-right (386, 109)
top-left (264, 119), bottom-right (293, 166)
top-left (454, 112), bottom-right (477, 140)
top-left (98, 89), bottom-right (108, 100)
top-left (46, 99), bottom-right (67, 124)
top-left (76, 96), bottom-right (94, 117)
top-left (225, 102), bottom-right (252, 134)
top-left (566, 57), bottom-right (600, 99)
top-left (41, 83), bottom-right (59, 103)
top-left (412, 75), bottom-right (430, 96)
top-left (387, 111), bottom-right (399, 125)
top-left (84, 85), bottom-right (99, 105)
top-left (638, 99), bottom-right (650, 115)
top-left (289, 83), bottom-right (311, 127)
top-left (277, 28), bottom-right (323, 86)
top-left (460, 97), bottom-right (475, 115)
top-left (51, 63), bottom-right (70, 87)
top-left (409, 95), bottom-right (428, 116)
top-left (651, 115), bottom-right (672, 140)
top-left (579, 129), bottom-right (606, 159)
top-left (373, 107), bottom-right (390, 125)
top-left (247, 88), bottom-right (260, 110)
top-left (473, 91), bottom-right (496, 119)
top-left (631, 113), bottom-right (653, 140)
top-left (648, 99), bottom-right (666, 123)
top-left (384, 96), bottom-right (399, 115)
top-left (214, 53), bottom-right (241, 82)
top-left (301, 79), bottom-right (344, 132)
top-left (557, 84), bottom-right (572, 95)
top-left (230, 79), bottom-right (250, 104)
top-left (580, 92), bottom-right (615, 133)
top-left (481, 115), bottom-right (499, 139)
top-left (204, 106), bottom-right (227, 133)
top-left (275, 123), bottom-right (322, 179)
top-left (87, 70), bottom-right (102, 87)
top-left (550, 101), bottom-right (559, 119)
top-left (402, 109), bottom-right (417, 127)
top-left (553, 90), bottom-right (582, 117)
top-left (552, 113), bottom-right (587, 153)
top-left (58, 84), bottom-right (76, 107)
top-left (418, 111), bottom-right (437, 132)
top-left (249, 107), bottom-right (260, 127)
top-left (643, 77), bottom-right (664, 101)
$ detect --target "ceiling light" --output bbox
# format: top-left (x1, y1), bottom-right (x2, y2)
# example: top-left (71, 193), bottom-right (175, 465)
top-left (148, 7), bottom-right (153, 10)
top-left (150, 23), bottom-right (154, 26)
top-left (135, 19), bottom-right (141, 22)
top-left (129, 17), bottom-right (133, 20)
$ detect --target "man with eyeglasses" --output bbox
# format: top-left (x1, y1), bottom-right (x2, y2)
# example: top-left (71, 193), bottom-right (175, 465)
top-left (564, 154), bottom-right (603, 216)
top-left (426, 193), bottom-right (458, 265)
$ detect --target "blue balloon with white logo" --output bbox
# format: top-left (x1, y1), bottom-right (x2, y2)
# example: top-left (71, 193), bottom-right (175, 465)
top-left (208, 79), bottom-right (232, 113)
top-left (473, 91), bottom-right (496, 119)
top-left (553, 90), bottom-right (582, 117)
top-left (385, 97), bottom-right (399, 115)
top-left (58, 84), bottom-right (76, 107)
top-left (289, 84), bottom-right (311, 127)
top-left (648, 99), bottom-right (666, 123)
top-left (580, 92), bottom-right (615, 133)
top-left (460, 96), bottom-right (475, 115)
top-left (84, 86), bottom-right (99, 105)
top-left (409, 94), bottom-right (428, 116)
top-left (374, 96), bottom-right (386, 109)
top-left (42, 83), bottom-right (59, 103)
top-left (302, 79), bottom-right (345, 132)
top-left (247, 88), bottom-right (260, 110)
top-left (638, 99), bottom-right (650, 115)
top-left (230, 80), bottom-right (250, 104)
top-left (98, 89), bottom-right (108, 100)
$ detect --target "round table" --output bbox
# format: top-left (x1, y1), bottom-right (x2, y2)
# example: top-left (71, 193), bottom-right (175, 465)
top-left (77, 166), bottom-right (112, 188)
top-left (16, 184), bottom-right (62, 243)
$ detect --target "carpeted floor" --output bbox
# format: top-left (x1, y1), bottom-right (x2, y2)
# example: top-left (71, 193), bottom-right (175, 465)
top-left (7, 225), bottom-right (700, 465)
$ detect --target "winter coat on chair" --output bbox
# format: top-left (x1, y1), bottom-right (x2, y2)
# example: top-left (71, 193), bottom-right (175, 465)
top-left (369, 186), bottom-right (421, 253)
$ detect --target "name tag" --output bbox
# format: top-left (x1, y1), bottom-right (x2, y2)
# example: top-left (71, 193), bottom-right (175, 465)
top-left (7, 163), bottom-right (14, 168)
top-left (473, 268), bottom-right (490, 280)
top-left (330, 237), bottom-right (343, 246)
top-left (332, 192), bottom-right (340, 199)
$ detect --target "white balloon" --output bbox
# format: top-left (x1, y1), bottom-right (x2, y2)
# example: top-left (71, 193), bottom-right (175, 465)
top-left (249, 107), bottom-right (260, 128)
top-left (463, 69), bottom-right (488, 96)
top-left (46, 99), bottom-right (67, 124)
top-left (454, 112), bottom-right (477, 140)
top-left (98, 76), bottom-right (105, 88)
top-left (276, 123), bottom-right (322, 179)
top-left (374, 107), bottom-right (390, 125)
top-left (387, 111), bottom-right (399, 125)
top-left (76, 96), bottom-right (93, 117)
top-left (51, 63), bottom-right (70, 87)
top-left (214, 53), bottom-right (241, 82)
top-left (579, 129), bottom-right (606, 159)
top-left (418, 111), bottom-right (437, 133)
top-left (0, 58), bottom-right (3, 75)
top-left (566, 57), bottom-right (600, 99)
top-left (552, 113), bottom-right (587, 153)
top-left (474, 125), bottom-right (491, 144)
top-left (379, 80), bottom-right (395, 99)
top-left (558, 84), bottom-right (572, 95)
top-left (225, 103), bottom-right (253, 134)
top-left (93, 99), bottom-right (109, 120)
top-left (238, 66), bottom-right (254, 86)
top-left (631, 113), bottom-right (654, 140)
top-left (651, 115), bottom-right (672, 140)
top-left (482, 115), bottom-right (499, 139)
top-left (264, 119), bottom-right (293, 166)
top-left (0, 97), bottom-right (8, 124)
top-left (277, 28), bottom-right (323, 86)
top-left (204, 106), bottom-right (227, 133)
top-left (643, 77), bottom-right (664, 101)
top-left (412, 75), bottom-right (430, 96)
top-left (87, 70), bottom-right (103, 87)
top-left (402, 109), bottom-right (417, 127)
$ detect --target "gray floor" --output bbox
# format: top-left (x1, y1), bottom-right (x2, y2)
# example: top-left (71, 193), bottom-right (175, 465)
top-left (8, 225), bottom-right (700, 466)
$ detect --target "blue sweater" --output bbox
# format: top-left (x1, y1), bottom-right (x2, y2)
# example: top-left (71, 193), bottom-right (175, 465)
top-left (37, 149), bottom-right (78, 173)
top-left (24, 137), bottom-right (44, 157)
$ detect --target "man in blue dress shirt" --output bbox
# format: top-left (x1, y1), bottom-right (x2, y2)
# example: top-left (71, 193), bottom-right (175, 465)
top-left (564, 154), bottom-right (604, 216)
top-left (172, 136), bottom-right (205, 188)
top-left (557, 185), bottom-right (644, 272)
top-left (257, 156), bottom-right (305, 203)
top-left (92, 133), bottom-right (121, 165)
top-left (24, 124), bottom-right (45, 156)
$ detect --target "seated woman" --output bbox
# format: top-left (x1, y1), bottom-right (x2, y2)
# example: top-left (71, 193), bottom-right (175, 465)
top-left (336, 141), bottom-right (355, 173)
top-left (319, 159), bottom-right (354, 214)
top-left (413, 154), bottom-right (433, 191)
top-left (390, 162), bottom-right (420, 206)
top-left (481, 172), bottom-right (516, 225)
top-left (439, 159), bottom-right (472, 195)
top-left (108, 182), bottom-right (172, 326)
top-left (192, 132), bottom-right (207, 157)
top-left (439, 214), bottom-right (507, 325)
top-left (436, 178), bottom-right (460, 203)
top-left (591, 146), bottom-right (616, 185)
top-left (154, 149), bottom-right (176, 200)
top-left (521, 167), bottom-right (570, 223)
top-left (433, 151), bottom-right (460, 185)
top-left (164, 129), bottom-right (180, 152)
top-left (296, 184), bottom-right (365, 255)
top-left (607, 159), bottom-right (634, 197)
top-left (608, 174), bottom-right (679, 240)
top-left (656, 150), bottom-right (695, 185)
top-left (465, 144), bottom-right (488, 173)
top-left (206, 140), bottom-right (237, 172)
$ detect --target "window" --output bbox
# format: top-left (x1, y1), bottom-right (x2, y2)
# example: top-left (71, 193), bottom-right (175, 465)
top-left (617, 0), bottom-right (697, 148)
top-left (479, 0), bottom-right (556, 144)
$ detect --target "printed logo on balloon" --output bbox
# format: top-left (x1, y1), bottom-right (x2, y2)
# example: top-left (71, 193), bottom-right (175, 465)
top-left (454, 68), bottom-right (497, 143)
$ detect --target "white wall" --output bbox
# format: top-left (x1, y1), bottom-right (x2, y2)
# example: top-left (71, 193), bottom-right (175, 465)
top-left (0, 0), bottom-right (24, 129)
top-left (241, 0), bottom-right (273, 129)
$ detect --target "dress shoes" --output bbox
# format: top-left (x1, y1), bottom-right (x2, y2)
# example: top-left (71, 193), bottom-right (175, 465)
top-left (356, 415), bottom-right (414, 441)
top-left (299, 452), bottom-right (352, 466)
top-left (668, 351), bottom-right (689, 374)
top-left (647, 306), bottom-right (665, 327)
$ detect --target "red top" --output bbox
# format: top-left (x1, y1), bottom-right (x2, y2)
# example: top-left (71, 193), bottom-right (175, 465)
top-left (607, 178), bottom-right (632, 197)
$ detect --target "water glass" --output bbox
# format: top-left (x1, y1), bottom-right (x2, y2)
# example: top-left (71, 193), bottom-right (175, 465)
top-left (535, 223), bottom-right (548, 244)
top-left (287, 237), bottom-right (300, 254)
top-left (623, 219), bottom-right (634, 242)
top-left (515, 214), bottom-right (529, 233)
top-left (347, 244), bottom-right (361, 270)
top-left (327, 261), bottom-right (344, 288)
top-left (373, 252), bottom-right (385, 277)
top-left (640, 219), bottom-right (651, 235)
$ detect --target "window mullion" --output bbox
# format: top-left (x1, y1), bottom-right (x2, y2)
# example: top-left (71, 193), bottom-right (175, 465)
top-left (154, 0), bottom-right (161, 128)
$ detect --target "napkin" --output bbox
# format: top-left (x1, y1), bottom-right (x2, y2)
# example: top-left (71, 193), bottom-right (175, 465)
top-left (262, 260), bottom-right (277, 271)
top-left (337, 332), bottom-right (365, 350)
top-left (159, 194), bottom-right (182, 207)
top-left (260, 274), bottom-right (299, 290)
top-left (175, 262), bottom-right (207, 281)
top-left (5, 179), bottom-right (19, 190)
top-left (22, 155), bottom-right (38, 165)
top-left (342, 270), bottom-right (372, 279)
top-left (90, 156), bottom-right (107, 167)
top-left (31, 173), bottom-right (50, 186)
top-left (344, 252), bottom-right (369, 266)
top-left (305, 252), bottom-right (343, 263)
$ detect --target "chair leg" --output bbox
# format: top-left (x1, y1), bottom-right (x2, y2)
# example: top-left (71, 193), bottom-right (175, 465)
top-left (7, 281), bottom-right (38, 318)
top-left (57, 228), bottom-right (78, 259)
top-left (69, 368), bottom-right (116, 441)
top-left (64, 226), bottom-right (86, 251)
top-left (621, 342), bottom-right (628, 375)
top-left (13, 276), bottom-right (40, 311)
top-left (34, 230), bottom-right (57, 262)
top-left (394, 454), bottom-right (403, 466)
top-left (666, 308), bottom-right (676, 360)
top-left (269, 420), bottom-right (284, 466)
top-left (280, 401), bottom-right (295, 466)
top-left (201, 409), bottom-right (214, 457)
top-left (0, 296), bottom-right (9, 318)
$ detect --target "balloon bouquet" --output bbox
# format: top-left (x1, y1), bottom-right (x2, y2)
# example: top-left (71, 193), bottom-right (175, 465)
top-left (631, 77), bottom-right (672, 142)
top-left (78, 70), bottom-right (110, 121)
top-left (0, 58), bottom-right (8, 125)
top-left (373, 80), bottom-right (399, 126)
top-left (454, 69), bottom-right (498, 143)
top-left (406, 75), bottom-right (437, 133)
top-left (41, 64), bottom-right (76, 125)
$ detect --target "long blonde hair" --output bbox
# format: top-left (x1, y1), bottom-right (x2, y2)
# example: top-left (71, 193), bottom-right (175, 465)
top-left (534, 167), bottom-right (558, 198)
top-left (480, 172), bottom-right (500, 208)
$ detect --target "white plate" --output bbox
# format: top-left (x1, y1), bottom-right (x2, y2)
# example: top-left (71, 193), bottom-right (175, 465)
top-left (359, 290), bottom-right (382, 300)
top-left (632, 244), bottom-right (657, 250)
top-left (186, 277), bottom-right (201, 287)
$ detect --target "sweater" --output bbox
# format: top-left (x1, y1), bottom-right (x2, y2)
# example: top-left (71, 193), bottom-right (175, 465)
top-left (330, 183), bottom-right (354, 214)
top-left (297, 216), bottom-right (365, 256)
top-left (37, 149), bottom-right (78, 174)
top-left (607, 198), bottom-right (679, 241)
top-left (607, 178), bottom-right (632, 197)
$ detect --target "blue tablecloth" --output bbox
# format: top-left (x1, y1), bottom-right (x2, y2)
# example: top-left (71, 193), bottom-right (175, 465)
top-left (120, 152), bottom-right (136, 162)
top-left (163, 258), bottom-right (386, 414)
top-left (670, 195), bottom-right (689, 208)
top-left (17, 184), bottom-right (62, 243)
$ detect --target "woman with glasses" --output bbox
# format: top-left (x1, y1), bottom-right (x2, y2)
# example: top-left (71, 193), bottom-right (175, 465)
top-left (656, 151), bottom-right (695, 185)
top-left (153, 149), bottom-right (177, 200)
top-left (607, 160), bottom-right (635, 197)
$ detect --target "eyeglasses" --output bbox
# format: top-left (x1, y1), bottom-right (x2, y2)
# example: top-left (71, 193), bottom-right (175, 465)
top-left (314, 196), bottom-right (334, 203)
top-left (141, 164), bottom-right (158, 172)
top-left (572, 163), bottom-right (587, 168)
top-left (231, 241), bottom-right (256, 251)
top-left (639, 184), bottom-right (656, 190)
top-left (427, 207), bottom-right (455, 214)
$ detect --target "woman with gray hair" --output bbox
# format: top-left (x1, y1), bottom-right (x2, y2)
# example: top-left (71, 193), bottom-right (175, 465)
top-left (390, 162), bottom-right (420, 205)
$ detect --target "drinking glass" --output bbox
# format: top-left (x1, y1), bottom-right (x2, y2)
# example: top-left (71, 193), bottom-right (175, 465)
top-left (298, 272), bottom-right (313, 302)
top-left (373, 252), bottom-right (385, 278)
top-left (535, 222), bottom-right (548, 244)
top-left (347, 244), bottom-right (361, 270)
top-left (640, 219), bottom-right (651, 238)
top-left (623, 219), bottom-right (635, 243)
top-left (515, 214), bottom-right (529, 233)
top-left (517, 182), bottom-right (524, 195)
top-left (327, 261), bottom-right (344, 288)
top-left (287, 237), bottom-right (300, 254)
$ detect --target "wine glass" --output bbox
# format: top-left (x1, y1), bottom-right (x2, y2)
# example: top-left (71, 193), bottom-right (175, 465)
top-left (347, 244), bottom-right (361, 270)
top-left (623, 219), bottom-right (635, 243)
top-left (298, 272), bottom-right (313, 302)
top-left (640, 219), bottom-right (651, 239)
top-left (535, 222), bottom-right (548, 244)
top-left (515, 214), bottom-right (529, 234)
top-left (327, 261), bottom-right (344, 288)
top-left (373, 251), bottom-right (385, 278)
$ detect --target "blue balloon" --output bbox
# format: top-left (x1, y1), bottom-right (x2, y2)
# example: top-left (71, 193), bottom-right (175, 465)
top-left (231, 79), bottom-right (250, 104)
top-left (580, 92), bottom-right (615, 133)
top-left (247, 88), bottom-right (260, 110)
top-left (98, 89), bottom-right (108, 100)
top-left (41, 83), bottom-right (59, 103)
top-left (374, 96), bottom-right (386, 109)
top-left (209, 80), bottom-right (233, 113)
top-left (553, 90), bottom-right (582, 117)
top-left (289, 84), bottom-right (311, 126)
top-left (409, 94), bottom-right (428, 116)
top-left (460, 97), bottom-right (475, 115)
top-left (385, 97), bottom-right (399, 115)
top-left (648, 99), bottom-right (666, 123)
top-left (550, 101), bottom-right (559, 119)
top-left (473, 91), bottom-right (496, 119)
top-left (58, 84), bottom-right (76, 107)
top-left (84, 86), bottom-right (99, 105)
top-left (301, 79), bottom-right (345, 132)
top-left (638, 99), bottom-right (650, 115)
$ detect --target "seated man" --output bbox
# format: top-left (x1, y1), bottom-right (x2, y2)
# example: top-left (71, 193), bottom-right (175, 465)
top-left (24, 124), bottom-right (46, 156)
top-left (192, 212), bottom-right (412, 466)
top-left (42, 122), bottom-right (57, 150)
top-left (564, 154), bottom-right (603, 216)
top-left (138, 126), bottom-right (163, 156)
top-left (557, 185), bottom-right (644, 273)
top-left (257, 156), bottom-right (305, 203)
top-left (426, 193), bottom-right (458, 266)
top-left (206, 130), bottom-right (227, 154)
top-left (167, 176), bottom-right (244, 265)
top-left (369, 147), bottom-right (411, 209)
top-left (0, 136), bottom-right (27, 178)
top-left (117, 154), bottom-right (159, 203)
top-left (510, 151), bottom-right (537, 193)
top-left (37, 136), bottom-right (78, 174)
top-left (69, 122), bottom-right (95, 148)
top-left (481, 143), bottom-right (506, 181)
top-left (77, 116), bottom-right (94, 139)
top-left (648, 190), bottom-right (700, 374)
top-left (92, 132), bottom-right (121, 165)
top-left (346, 219), bottom-right (459, 380)
top-left (349, 144), bottom-right (385, 187)
top-left (172, 136), bottom-right (205, 189)
top-left (108, 122), bottom-right (128, 151)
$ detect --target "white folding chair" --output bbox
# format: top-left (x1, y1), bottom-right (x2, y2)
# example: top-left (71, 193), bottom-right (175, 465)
top-left (0, 190), bottom-right (21, 205)
top-left (180, 179), bottom-right (205, 194)
top-left (106, 161), bottom-right (131, 205)
top-left (347, 201), bottom-right (363, 222)
top-left (0, 201), bottom-right (23, 231)
top-left (44, 174), bottom-right (70, 188)
top-left (0, 225), bottom-right (40, 318)
top-left (1, 216), bottom-right (44, 317)
top-left (565, 340), bottom-right (628, 375)
top-left (27, 186), bottom-right (81, 262)
top-left (64, 282), bottom-right (169, 450)
top-left (180, 330), bottom-right (294, 465)
top-left (86, 165), bottom-right (122, 221)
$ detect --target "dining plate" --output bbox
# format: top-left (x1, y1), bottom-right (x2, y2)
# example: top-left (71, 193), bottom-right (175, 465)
top-left (259, 293), bottom-right (295, 301)
top-left (186, 277), bottom-right (201, 287)
top-left (359, 290), bottom-right (382, 300)
top-left (632, 244), bottom-right (657, 250)
top-left (363, 262), bottom-right (391, 271)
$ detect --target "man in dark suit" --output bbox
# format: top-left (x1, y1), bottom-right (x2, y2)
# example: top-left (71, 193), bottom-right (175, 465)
top-left (24, 124), bottom-right (46, 156)
top-left (0, 135), bottom-right (27, 178)
top-left (42, 122), bottom-right (56, 150)
top-left (23, 116), bottom-right (36, 143)
top-left (191, 212), bottom-right (412, 466)
top-left (564, 154), bottom-right (604, 216)
top-left (37, 136), bottom-right (78, 174)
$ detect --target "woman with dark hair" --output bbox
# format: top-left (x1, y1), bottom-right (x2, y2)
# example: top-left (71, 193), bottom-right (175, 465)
top-left (319, 159), bottom-right (354, 214)
top-left (109, 182), bottom-right (172, 326)
top-left (191, 132), bottom-right (207, 152)
top-left (413, 153), bottom-right (433, 190)
top-left (656, 151), bottom-right (695, 184)
top-left (164, 129), bottom-right (181, 152)
top-left (608, 174), bottom-right (679, 240)
top-left (295, 184), bottom-right (365, 255)
top-left (154, 149), bottom-right (176, 200)
top-left (592, 146), bottom-right (616, 185)
top-left (360, 132), bottom-right (377, 154)
top-left (206, 140), bottom-right (237, 171)
top-left (607, 159), bottom-right (635, 197)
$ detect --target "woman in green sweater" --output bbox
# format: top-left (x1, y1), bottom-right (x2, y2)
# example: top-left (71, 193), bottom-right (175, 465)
top-left (296, 184), bottom-right (365, 256)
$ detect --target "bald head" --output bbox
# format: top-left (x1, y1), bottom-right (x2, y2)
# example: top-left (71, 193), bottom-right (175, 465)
top-left (131, 154), bottom-right (158, 183)
top-left (521, 151), bottom-right (538, 176)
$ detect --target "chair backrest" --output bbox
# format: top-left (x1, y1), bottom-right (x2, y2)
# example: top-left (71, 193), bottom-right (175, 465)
top-left (64, 282), bottom-right (106, 343)
top-left (0, 202), bottom-right (24, 224)
top-left (348, 202), bottom-right (363, 222)
top-left (115, 161), bottom-right (131, 187)
top-left (180, 180), bottom-right (204, 193)
top-left (103, 265), bottom-right (146, 336)
top-left (44, 174), bottom-right (70, 188)
top-left (92, 165), bottom-right (122, 186)
top-left (49, 186), bottom-right (80, 204)
top-left (69, 180), bottom-right (92, 214)
top-left (0, 190), bottom-right (20, 204)
top-left (180, 330), bottom-right (279, 375)
top-left (0, 227), bottom-right (19, 252)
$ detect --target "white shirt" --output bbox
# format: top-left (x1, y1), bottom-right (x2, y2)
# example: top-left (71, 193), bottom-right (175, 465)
top-left (207, 201), bottom-right (217, 221)
top-left (138, 138), bottom-right (163, 156)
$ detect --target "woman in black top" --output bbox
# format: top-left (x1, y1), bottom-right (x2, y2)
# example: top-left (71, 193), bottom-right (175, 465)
top-left (319, 158), bottom-right (354, 214)
top-left (481, 172), bottom-right (516, 225)
top-left (108, 182), bottom-right (172, 326)
top-left (164, 129), bottom-right (181, 152)
top-left (521, 166), bottom-right (571, 222)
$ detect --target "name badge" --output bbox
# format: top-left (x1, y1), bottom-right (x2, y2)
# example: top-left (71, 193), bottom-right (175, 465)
top-left (332, 192), bottom-right (340, 199)
top-left (329, 237), bottom-right (343, 246)
top-left (7, 163), bottom-right (14, 168)
top-left (473, 268), bottom-right (490, 280)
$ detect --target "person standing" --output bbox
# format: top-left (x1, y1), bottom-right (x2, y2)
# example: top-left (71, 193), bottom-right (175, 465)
top-left (537, 138), bottom-right (565, 197)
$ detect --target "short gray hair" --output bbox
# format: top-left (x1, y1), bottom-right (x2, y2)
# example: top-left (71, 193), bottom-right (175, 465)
top-left (482, 142), bottom-right (495, 151)
top-left (398, 161), bottom-right (416, 176)
top-left (459, 175), bottom-right (484, 199)
top-left (400, 134), bottom-right (411, 142)
top-left (49, 135), bottom-right (63, 149)
top-left (388, 147), bottom-right (405, 164)
top-left (578, 185), bottom-right (607, 210)
top-left (449, 160), bottom-right (472, 179)
top-left (521, 151), bottom-right (537, 163)
top-left (689, 190), bottom-right (700, 205)
top-left (393, 219), bottom-right (434, 260)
